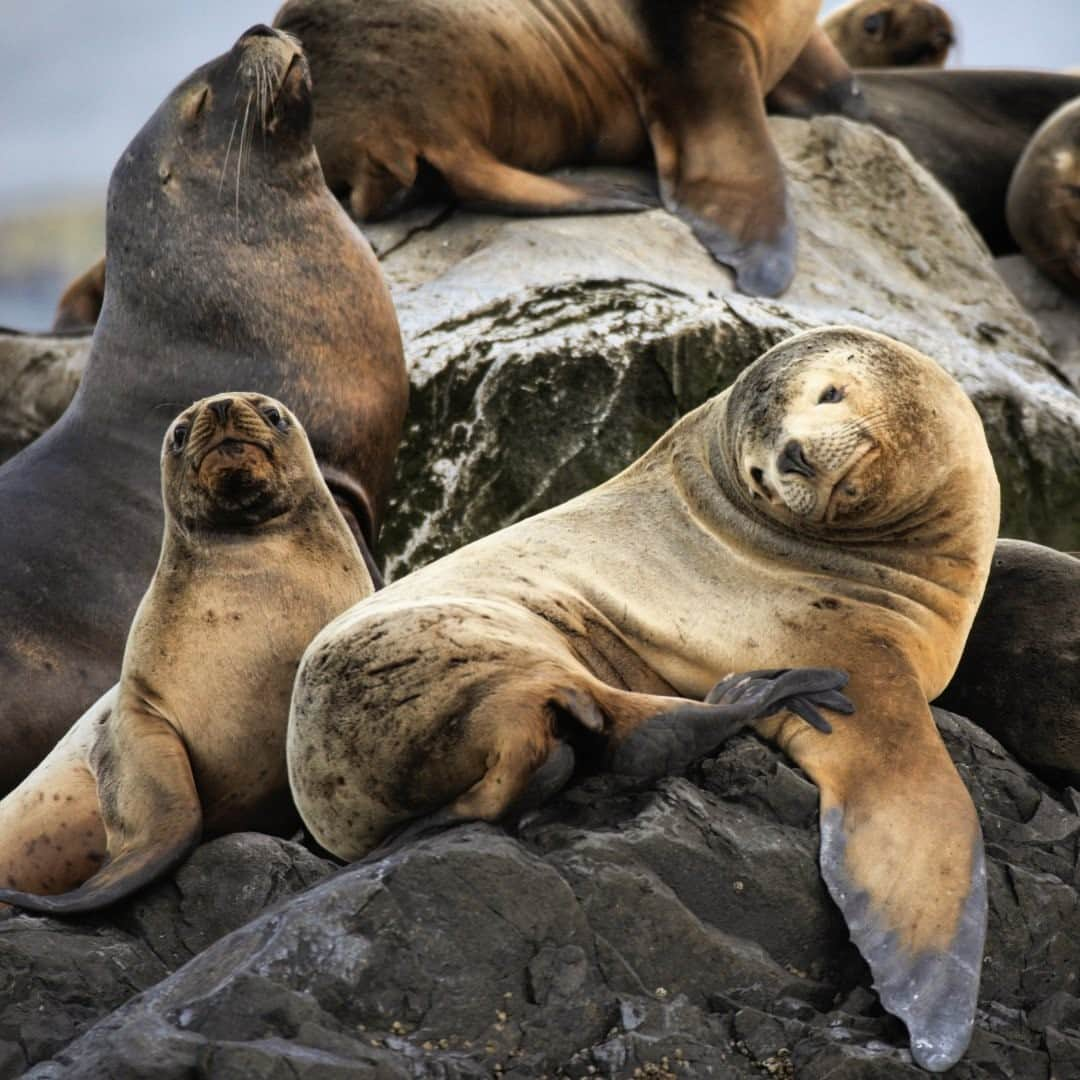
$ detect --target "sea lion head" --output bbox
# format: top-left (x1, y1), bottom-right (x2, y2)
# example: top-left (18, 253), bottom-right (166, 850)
top-left (163, 392), bottom-right (320, 531)
top-left (829, 1), bottom-right (955, 68)
top-left (723, 326), bottom-right (990, 536)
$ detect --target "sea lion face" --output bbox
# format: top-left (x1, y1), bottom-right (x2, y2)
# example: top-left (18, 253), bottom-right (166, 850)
top-left (843, 1), bottom-right (954, 67)
top-left (163, 393), bottom-right (316, 530)
top-left (726, 328), bottom-right (954, 532)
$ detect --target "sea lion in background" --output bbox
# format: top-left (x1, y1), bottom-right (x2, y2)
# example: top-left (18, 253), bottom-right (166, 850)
top-left (0, 393), bottom-right (372, 914)
top-left (53, 256), bottom-right (106, 333)
top-left (273, 0), bottom-right (848, 298)
top-left (937, 540), bottom-right (1080, 790)
top-left (845, 69), bottom-right (1080, 253)
top-left (289, 326), bottom-right (1000, 1072)
top-left (1006, 98), bottom-right (1080, 299)
top-left (823, 0), bottom-right (954, 68)
top-left (0, 26), bottom-right (407, 796)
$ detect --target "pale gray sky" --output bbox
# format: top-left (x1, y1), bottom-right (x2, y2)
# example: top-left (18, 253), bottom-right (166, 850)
top-left (1, 0), bottom-right (1078, 211)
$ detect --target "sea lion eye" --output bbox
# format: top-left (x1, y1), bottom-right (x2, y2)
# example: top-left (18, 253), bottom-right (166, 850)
top-left (818, 385), bottom-right (845, 404)
top-left (863, 12), bottom-right (886, 36)
top-left (183, 86), bottom-right (210, 125)
top-left (171, 424), bottom-right (189, 453)
top-left (262, 405), bottom-right (289, 432)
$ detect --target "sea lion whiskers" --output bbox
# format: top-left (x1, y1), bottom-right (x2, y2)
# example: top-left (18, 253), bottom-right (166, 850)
top-left (235, 89), bottom-right (254, 227)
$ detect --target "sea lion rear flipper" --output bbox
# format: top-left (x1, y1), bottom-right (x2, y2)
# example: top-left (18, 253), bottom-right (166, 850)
top-left (0, 703), bottom-right (201, 914)
top-left (641, 20), bottom-right (795, 296)
top-left (430, 149), bottom-right (654, 216)
top-left (791, 699), bottom-right (985, 1073)
top-left (767, 27), bottom-right (868, 120)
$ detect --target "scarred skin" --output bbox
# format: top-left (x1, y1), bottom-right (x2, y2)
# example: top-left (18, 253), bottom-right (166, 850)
top-left (0, 394), bottom-right (372, 914)
top-left (0, 26), bottom-right (407, 796)
top-left (823, 0), bottom-right (954, 68)
top-left (273, 0), bottom-right (851, 297)
top-left (289, 326), bottom-right (999, 1072)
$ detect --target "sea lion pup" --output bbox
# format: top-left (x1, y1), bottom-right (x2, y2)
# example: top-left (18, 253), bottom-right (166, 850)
top-left (0, 26), bottom-right (407, 795)
top-left (273, 0), bottom-right (831, 298)
top-left (1007, 98), bottom-right (1080, 299)
top-left (823, 0), bottom-right (954, 68)
top-left (847, 69), bottom-right (1080, 253)
top-left (0, 393), bottom-right (372, 914)
top-left (52, 256), bottom-right (106, 333)
top-left (938, 540), bottom-right (1080, 789)
top-left (289, 326), bottom-right (999, 1072)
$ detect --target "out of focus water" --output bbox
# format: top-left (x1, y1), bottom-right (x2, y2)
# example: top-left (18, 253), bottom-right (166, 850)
top-left (1, 0), bottom-right (1077, 330)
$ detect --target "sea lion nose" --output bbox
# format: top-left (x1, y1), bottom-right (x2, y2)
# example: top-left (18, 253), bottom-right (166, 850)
top-left (778, 439), bottom-right (815, 478)
top-left (208, 398), bottom-right (233, 424)
top-left (241, 24), bottom-right (279, 42)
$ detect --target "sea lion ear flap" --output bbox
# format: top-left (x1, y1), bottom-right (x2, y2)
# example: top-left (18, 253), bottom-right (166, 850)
top-left (815, 722), bottom-right (986, 1072)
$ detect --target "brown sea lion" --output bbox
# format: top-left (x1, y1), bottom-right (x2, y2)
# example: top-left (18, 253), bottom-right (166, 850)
top-left (841, 69), bottom-right (1080, 253)
top-left (288, 326), bottom-right (1000, 1072)
top-left (0, 26), bottom-right (407, 796)
top-left (823, 0), bottom-right (954, 68)
top-left (0, 393), bottom-right (371, 914)
top-left (53, 256), bottom-right (106, 333)
top-left (937, 540), bottom-right (1080, 789)
top-left (273, 0), bottom-right (841, 298)
top-left (1006, 97), bottom-right (1080, 299)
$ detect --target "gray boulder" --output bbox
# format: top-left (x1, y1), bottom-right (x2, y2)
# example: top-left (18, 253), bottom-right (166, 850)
top-left (14, 711), bottom-right (1080, 1079)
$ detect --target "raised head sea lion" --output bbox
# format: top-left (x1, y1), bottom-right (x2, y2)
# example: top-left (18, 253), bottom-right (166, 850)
top-left (0, 26), bottom-right (407, 795)
top-left (845, 69), bottom-right (1080, 253)
top-left (288, 326), bottom-right (1000, 1072)
top-left (53, 256), bottom-right (106, 333)
top-left (938, 540), bottom-right (1080, 789)
top-left (273, 0), bottom-right (846, 298)
top-left (0, 393), bottom-right (371, 914)
top-left (823, 0), bottom-right (954, 68)
top-left (1007, 97), bottom-right (1080, 298)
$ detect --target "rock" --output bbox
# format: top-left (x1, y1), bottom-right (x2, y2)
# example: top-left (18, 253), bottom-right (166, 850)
top-left (996, 254), bottom-right (1080, 394)
top-left (20, 712), bottom-right (1080, 1078)
top-left (0, 833), bottom-right (333, 1078)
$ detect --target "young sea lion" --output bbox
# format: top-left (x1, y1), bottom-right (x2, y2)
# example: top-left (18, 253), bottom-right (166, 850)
top-left (289, 326), bottom-right (1000, 1072)
top-left (823, 0), bottom-right (954, 68)
top-left (52, 257), bottom-right (106, 334)
top-left (0, 393), bottom-right (371, 914)
top-left (1007, 97), bottom-right (1080, 299)
top-left (0, 26), bottom-right (407, 796)
top-left (273, 0), bottom-right (835, 298)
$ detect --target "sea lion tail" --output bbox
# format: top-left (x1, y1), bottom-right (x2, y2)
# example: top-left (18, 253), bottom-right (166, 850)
top-left (809, 705), bottom-right (985, 1072)
top-left (0, 705), bottom-right (202, 915)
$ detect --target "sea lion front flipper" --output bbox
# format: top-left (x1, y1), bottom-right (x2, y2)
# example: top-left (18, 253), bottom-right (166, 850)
top-left (0, 701), bottom-right (201, 915)
top-left (430, 149), bottom-right (655, 216)
top-left (778, 694), bottom-right (985, 1073)
top-left (640, 21), bottom-right (795, 296)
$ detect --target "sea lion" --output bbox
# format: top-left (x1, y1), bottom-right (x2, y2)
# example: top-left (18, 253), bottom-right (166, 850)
top-left (822, 0), bottom-right (954, 68)
top-left (0, 26), bottom-right (407, 795)
top-left (937, 540), bottom-right (1080, 789)
top-left (1006, 97), bottom-right (1080, 299)
top-left (53, 256), bottom-right (106, 333)
top-left (0, 393), bottom-right (372, 914)
top-left (843, 69), bottom-right (1080, 253)
top-left (272, 0), bottom-right (838, 298)
top-left (288, 326), bottom-right (1000, 1072)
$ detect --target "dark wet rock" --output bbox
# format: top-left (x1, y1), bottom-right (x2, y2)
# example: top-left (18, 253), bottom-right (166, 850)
top-left (9, 711), bottom-right (1078, 1079)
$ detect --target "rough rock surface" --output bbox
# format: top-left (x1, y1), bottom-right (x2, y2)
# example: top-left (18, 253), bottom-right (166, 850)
top-left (996, 254), bottom-right (1080, 395)
top-left (10, 711), bottom-right (1080, 1079)
top-left (1, 116), bottom-right (1078, 561)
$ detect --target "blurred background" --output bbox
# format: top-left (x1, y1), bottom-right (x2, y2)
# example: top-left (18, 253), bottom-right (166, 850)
top-left (2, 0), bottom-right (1078, 330)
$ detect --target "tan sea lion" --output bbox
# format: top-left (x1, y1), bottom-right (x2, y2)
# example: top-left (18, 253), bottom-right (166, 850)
top-left (823, 0), bottom-right (954, 68)
top-left (0, 26), bottom-right (407, 797)
top-left (1006, 97), bottom-right (1080, 299)
top-left (0, 393), bottom-right (371, 914)
top-left (273, 0), bottom-right (841, 298)
top-left (288, 326), bottom-right (999, 1072)
top-left (52, 256), bottom-right (106, 333)
top-left (938, 540), bottom-right (1080, 789)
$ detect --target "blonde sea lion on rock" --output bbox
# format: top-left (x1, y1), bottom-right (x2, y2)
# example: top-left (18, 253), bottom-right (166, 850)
top-left (273, 0), bottom-right (857, 298)
top-left (289, 327), bottom-right (1000, 1072)
top-left (1007, 97), bottom-right (1080, 299)
top-left (823, 0), bottom-right (954, 68)
top-left (0, 394), bottom-right (371, 914)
